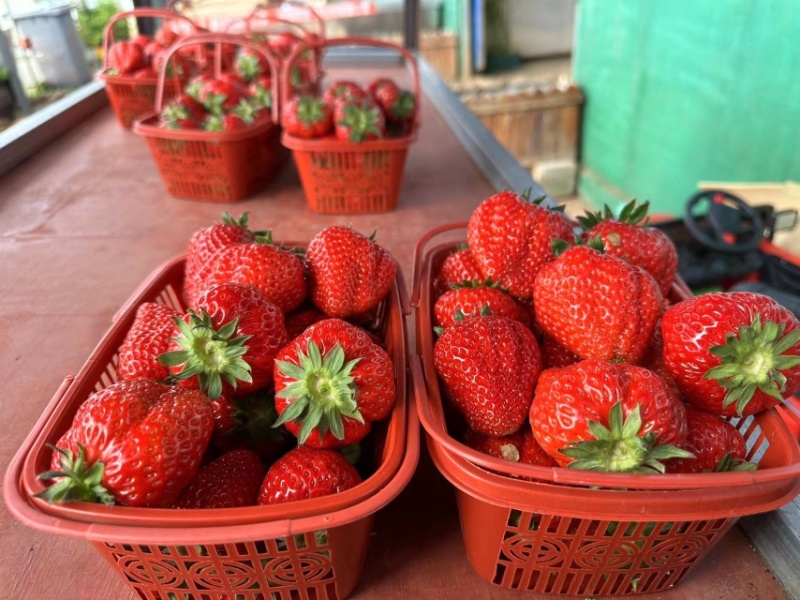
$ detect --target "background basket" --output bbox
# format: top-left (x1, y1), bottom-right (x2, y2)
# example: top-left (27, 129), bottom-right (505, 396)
top-left (281, 37), bottom-right (420, 214)
top-left (410, 222), bottom-right (800, 597)
top-left (4, 249), bottom-right (418, 600)
top-left (99, 9), bottom-right (200, 129)
top-left (133, 33), bottom-right (288, 203)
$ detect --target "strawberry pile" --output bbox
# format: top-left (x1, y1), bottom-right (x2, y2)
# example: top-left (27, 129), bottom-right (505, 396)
top-left (432, 192), bottom-right (800, 475)
top-left (36, 214), bottom-right (399, 509)
top-left (106, 26), bottom-right (193, 80)
top-left (282, 78), bottom-right (416, 142)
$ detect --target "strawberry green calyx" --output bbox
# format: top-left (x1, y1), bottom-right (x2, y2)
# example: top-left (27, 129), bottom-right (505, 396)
top-left (714, 451), bottom-right (758, 472)
top-left (561, 403), bottom-right (694, 473)
top-left (577, 199), bottom-right (650, 230)
top-left (297, 96), bottom-right (328, 125)
top-left (520, 189), bottom-right (566, 212)
top-left (703, 313), bottom-right (800, 415)
top-left (451, 277), bottom-right (504, 290)
top-left (221, 211), bottom-right (250, 228)
top-left (391, 90), bottom-right (415, 120)
top-left (202, 114), bottom-right (224, 132)
top-left (159, 311), bottom-right (253, 400)
top-left (551, 235), bottom-right (604, 258)
top-left (35, 445), bottom-right (115, 506)
top-left (251, 85), bottom-right (272, 111)
top-left (236, 54), bottom-right (262, 81)
top-left (339, 104), bottom-right (384, 142)
top-left (232, 98), bottom-right (259, 125)
top-left (274, 341), bottom-right (364, 444)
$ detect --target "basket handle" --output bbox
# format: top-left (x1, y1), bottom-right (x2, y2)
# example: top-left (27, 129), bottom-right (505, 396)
top-left (246, 1), bottom-right (326, 37)
top-left (102, 9), bottom-right (201, 70)
top-left (281, 36), bottom-right (421, 130)
top-left (410, 222), bottom-right (467, 308)
top-left (153, 33), bottom-right (282, 123)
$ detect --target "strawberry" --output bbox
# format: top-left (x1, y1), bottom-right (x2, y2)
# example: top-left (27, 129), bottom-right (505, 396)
top-left (267, 31), bottom-right (300, 58)
top-left (132, 67), bottom-right (157, 80)
top-left (533, 241), bottom-right (663, 364)
top-left (282, 96), bottom-right (333, 139)
top-left (203, 114), bottom-right (248, 133)
top-left (577, 200), bottom-right (678, 296)
top-left (219, 71), bottom-right (249, 92)
top-left (433, 280), bottom-right (529, 329)
top-left (530, 360), bottom-right (691, 471)
top-left (235, 47), bottom-right (271, 82)
top-left (107, 41), bottom-right (144, 75)
top-left (130, 34), bottom-right (151, 48)
top-left (203, 234), bottom-right (307, 314)
top-left (540, 334), bottom-right (581, 370)
top-left (248, 75), bottom-right (273, 112)
top-left (161, 93), bottom-right (206, 130)
top-left (258, 445), bottom-right (361, 505)
top-left (285, 308), bottom-right (327, 340)
top-left (463, 428), bottom-right (525, 462)
top-left (433, 247), bottom-right (483, 298)
top-left (199, 79), bottom-right (246, 114)
top-left (305, 226), bottom-right (396, 318)
top-left (185, 74), bottom-right (213, 101)
top-left (334, 99), bottom-right (385, 142)
top-left (143, 41), bottom-right (162, 66)
top-left (520, 428), bottom-right (558, 467)
top-left (274, 319), bottom-right (395, 448)
top-left (160, 283), bottom-right (289, 399)
top-left (173, 449), bottom-right (264, 509)
top-left (639, 324), bottom-right (679, 393)
top-left (210, 389), bottom-right (292, 462)
top-left (666, 406), bottom-right (754, 473)
top-left (152, 49), bottom-right (191, 78)
top-left (467, 191), bottom-right (575, 300)
top-left (117, 302), bottom-right (180, 382)
top-left (434, 315), bottom-right (542, 436)
top-left (661, 292), bottom-right (800, 416)
top-left (154, 26), bottom-right (179, 47)
top-left (322, 80), bottom-right (366, 106)
top-left (368, 78), bottom-right (415, 126)
top-left (37, 380), bottom-right (212, 507)
top-left (183, 212), bottom-right (257, 307)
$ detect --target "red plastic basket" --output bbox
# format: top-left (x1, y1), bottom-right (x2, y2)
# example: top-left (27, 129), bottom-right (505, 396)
top-left (99, 9), bottom-right (201, 129)
top-left (4, 248), bottom-right (418, 600)
top-left (280, 37), bottom-right (420, 214)
top-left (410, 222), bottom-right (800, 597)
top-left (133, 33), bottom-right (289, 203)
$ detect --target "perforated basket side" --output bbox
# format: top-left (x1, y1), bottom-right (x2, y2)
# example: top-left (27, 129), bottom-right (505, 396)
top-left (103, 77), bottom-right (185, 129)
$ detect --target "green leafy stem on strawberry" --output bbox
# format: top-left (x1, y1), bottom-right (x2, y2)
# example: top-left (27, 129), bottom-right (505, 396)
top-left (36, 445), bottom-right (115, 506)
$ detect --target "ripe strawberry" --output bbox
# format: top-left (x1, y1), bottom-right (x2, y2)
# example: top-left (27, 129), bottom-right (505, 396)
top-left (154, 26), bottom-right (179, 47)
top-left (143, 41), bottom-right (162, 66)
top-left (258, 446), bottom-right (361, 505)
top-left (639, 325), bottom-right (679, 393)
top-left (199, 79), bottom-right (246, 114)
top-left (334, 99), bottom-right (385, 142)
top-left (267, 31), bottom-right (300, 58)
top-left (183, 212), bottom-right (257, 307)
top-left (666, 406), bottom-right (754, 473)
top-left (38, 380), bottom-right (212, 507)
top-left (540, 334), bottom-right (581, 370)
top-left (219, 71), bottom-right (249, 92)
top-left (305, 226), bottom-right (397, 318)
top-left (285, 308), bottom-right (326, 340)
top-left (203, 114), bottom-right (248, 133)
top-left (520, 428), bottom-right (558, 467)
top-left (433, 247), bottom-right (483, 298)
top-left (368, 78), bottom-right (415, 126)
top-left (248, 75), bottom-right (273, 112)
top-left (433, 280), bottom-right (529, 329)
top-left (434, 315), bottom-right (542, 436)
top-left (132, 67), bottom-right (157, 80)
top-left (152, 49), bottom-right (191, 78)
top-left (117, 302), bottom-right (180, 382)
top-left (463, 428), bottom-right (524, 461)
top-left (274, 319), bottom-right (395, 448)
top-left (203, 234), bottom-right (307, 314)
top-left (107, 41), bottom-right (144, 75)
top-left (577, 200), bottom-right (678, 296)
top-left (173, 449), bottom-right (264, 508)
top-left (282, 96), bottom-right (333, 139)
top-left (185, 74), bottom-right (213, 101)
top-left (130, 34), bottom-right (151, 48)
top-left (661, 292), bottom-right (800, 416)
top-left (160, 283), bottom-right (289, 399)
top-left (210, 389), bottom-right (292, 462)
top-left (161, 93), bottom-right (206, 130)
top-left (533, 242), bottom-right (663, 364)
top-left (467, 191), bottom-right (575, 300)
top-left (530, 360), bottom-right (690, 471)
top-left (235, 47), bottom-right (271, 82)
top-left (322, 80), bottom-right (366, 106)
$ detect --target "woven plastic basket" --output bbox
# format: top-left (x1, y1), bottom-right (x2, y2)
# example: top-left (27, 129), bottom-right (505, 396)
top-left (133, 33), bottom-right (289, 203)
top-left (410, 222), bottom-right (800, 597)
top-left (4, 248), bottom-right (417, 600)
top-left (98, 9), bottom-right (201, 129)
top-left (281, 37), bottom-right (420, 214)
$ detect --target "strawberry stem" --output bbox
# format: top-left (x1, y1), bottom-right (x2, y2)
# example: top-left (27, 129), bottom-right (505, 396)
top-left (35, 445), bottom-right (115, 505)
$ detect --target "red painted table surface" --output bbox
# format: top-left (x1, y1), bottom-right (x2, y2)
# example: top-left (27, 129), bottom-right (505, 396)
top-left (0, 86), bottom-right (789, 599)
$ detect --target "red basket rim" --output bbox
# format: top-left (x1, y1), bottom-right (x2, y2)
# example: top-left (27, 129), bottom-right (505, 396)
top-left (134, 111), bottom-right (279, 142)
top-left (281, 131), bottom-right (415, 152)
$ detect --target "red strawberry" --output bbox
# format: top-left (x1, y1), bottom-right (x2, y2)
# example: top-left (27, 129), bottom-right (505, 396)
top-left (661, 292), bottom-right (800, 416)
top-left (130, 34), bottom-right (151, 48)
top-left (666, 406), bottom-right (754, 473)
top-left (368, 78), bottom-right (415, 126)
top-left (540, 334), bottom-right (581, 370)
top-left (433, 247), bottom-right (483, 298)
top-left (285, 308), bottom-right (327, 340)
top-left (305, 226), bottom-right (397, 318)
top-left (38, 380), bottom-right (212, 507)
top-left (467, 191), bottom-right (575, 300)
top-left (258, 446), bottom-right (361, 505)
top-left (152, 49), bottom-right (191, 78)
top-left (199, 79), bottom-right (246, 113)
top-left (132, 67), bottom-right (157, 80)
top-left (210, 389), bottom-right (292, 462)
top-left (203, 234), bottom-right (307, 314)
top-left (203, 113), bottom-right (249, 132)
top-left (274, 319), bottom-right (395, 448)
top-left (530, 360), bottom-right (690, 471)
top-left (282, 96), bottom-right (333, 139)
top-left (235, 47), bottom-right (271, 81)
top-left (267, 31), bottom-right (300, 58)
top-left (107, 41), bottom-right (144, 75)
top-left (154, 26), bottom-right (179, 47)
top-left (143, 41), bottom-right (162, 66)
top-left (334, 99), bottom-right (385, 142)
top-left (639, 324), bottom-right (679, 393)
top-left (248, 75), bottom-right (273, 112)
top-left (117, 302), bottom-right (180, 382)
top-left (463, 428), bottom-right (525, 462)
top-left (533, 242), bottom-right (663, 364)
top-left (322, 80), bottom-right (366, 106)
top-left (433, 280), bottom-right (528, 329)
top-left (520, 428), bottom-right (557, 467)
top-left (219, 71), bottom-right (249, 92)
top-left (161, 93), bottom-right (206, 129)
top-left (161, 283), bottom-right (289, 399)
top-left (173, 449), bottom-right (264, 508)
top-left (577, 200), bottom-right (678, 296)
top-left (185, 74), bottom-right (213, 101)
top-left (434, 315), bottom-right (542, 436)
top-left (184, 212), bottom-right (257, 307)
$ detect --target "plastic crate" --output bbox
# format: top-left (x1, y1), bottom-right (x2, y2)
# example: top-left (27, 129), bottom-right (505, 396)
top-left (4, 249), bottom-right (418, 600)
top-left (409, 222), bottom-right (800, 597)
top-left (133, 33), bottom-right (288, 203)
top-left (281, 37), bottom-right (419, 214)
top-left (98, 9), bottom-right (201, 129)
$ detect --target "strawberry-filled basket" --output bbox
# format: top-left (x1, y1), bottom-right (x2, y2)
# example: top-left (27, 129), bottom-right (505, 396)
top-left (133, 33), bottom-right (288, 202)
top-left (280, 37), bottom-right (420, 214)
top-left (4, 231), bottom-right (418, 600)
top-left (410, 217), bottom-right (800, 597)
top-left (99, 9), bottom-right (202, 129)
